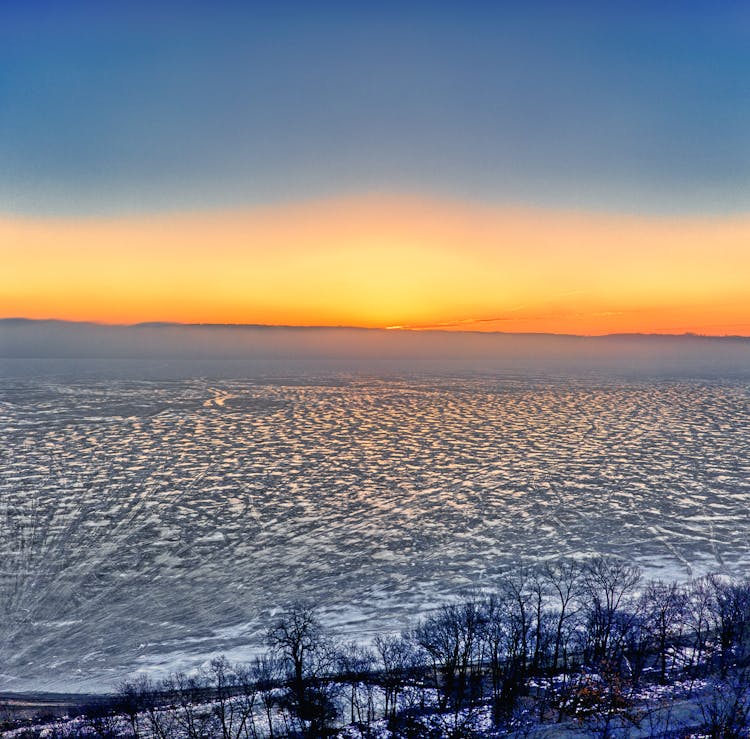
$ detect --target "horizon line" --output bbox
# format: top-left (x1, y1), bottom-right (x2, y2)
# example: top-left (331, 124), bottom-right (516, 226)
top-left (2, 317), bottom-right (749, 341)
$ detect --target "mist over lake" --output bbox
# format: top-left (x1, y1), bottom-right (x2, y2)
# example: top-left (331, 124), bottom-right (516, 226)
top-left (1, 354), bottom-right (749, 692)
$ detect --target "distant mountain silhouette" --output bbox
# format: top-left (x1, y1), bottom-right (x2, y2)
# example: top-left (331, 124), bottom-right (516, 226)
top-left (1, 319), bottom-right (748, 370)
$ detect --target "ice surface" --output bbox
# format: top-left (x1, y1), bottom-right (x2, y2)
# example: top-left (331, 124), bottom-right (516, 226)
top-left (1, 364), bottom-right (749, 691)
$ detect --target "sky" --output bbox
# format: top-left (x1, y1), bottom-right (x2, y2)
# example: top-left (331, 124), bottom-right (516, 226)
top-left (2, 1), bottom-right (749, 334)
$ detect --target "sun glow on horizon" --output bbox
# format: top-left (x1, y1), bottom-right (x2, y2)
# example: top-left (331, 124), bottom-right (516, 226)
top-left (4, 195), bottom-right (750, 336)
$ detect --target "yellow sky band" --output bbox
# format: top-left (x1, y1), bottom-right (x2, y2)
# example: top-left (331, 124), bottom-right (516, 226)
top-left (4, 195), bottom-right (750, 335)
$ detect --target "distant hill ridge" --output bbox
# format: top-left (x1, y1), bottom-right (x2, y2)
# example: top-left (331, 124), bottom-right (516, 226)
top-left (1, 317), bottom-right (749, 361)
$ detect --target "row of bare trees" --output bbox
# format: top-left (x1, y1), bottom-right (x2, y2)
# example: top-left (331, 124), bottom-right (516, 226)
top-left (15, 557), bottom-right (750, 738)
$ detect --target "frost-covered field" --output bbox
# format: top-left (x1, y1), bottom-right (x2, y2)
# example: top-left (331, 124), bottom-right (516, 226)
top-left (1, 361), bottom-right (749, 691)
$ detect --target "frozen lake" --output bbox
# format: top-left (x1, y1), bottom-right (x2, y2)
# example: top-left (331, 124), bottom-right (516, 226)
top-left (1, 360), bottom-right (749, 691)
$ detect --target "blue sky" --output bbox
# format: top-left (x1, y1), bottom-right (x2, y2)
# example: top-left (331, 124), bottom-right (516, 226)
top-left (1, 1), bottom-right (749, 216)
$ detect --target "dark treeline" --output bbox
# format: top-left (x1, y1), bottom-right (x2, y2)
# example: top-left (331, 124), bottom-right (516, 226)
top-left (9, 557), bottom-right (750, 738)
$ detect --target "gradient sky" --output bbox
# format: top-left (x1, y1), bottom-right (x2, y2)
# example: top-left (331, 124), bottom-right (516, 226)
top-left (2, 2), bottom-right (749, 333)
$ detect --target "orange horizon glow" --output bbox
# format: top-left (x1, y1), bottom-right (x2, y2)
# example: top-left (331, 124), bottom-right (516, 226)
top-left (4, 195), bottom-right (750, 336)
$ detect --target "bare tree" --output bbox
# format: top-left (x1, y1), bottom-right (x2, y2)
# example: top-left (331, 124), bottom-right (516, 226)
top-left (374, 633), bottom-right (421, 721)
top-left (708, 576), bottom-right (750, 674)
top-left (202, 656), bottom-right (258, 739)
top-left (490, 567), bottom-right (539, 715)
top-left (698, 669), bottom-right (750, 738)
top-left (117, 674), bottom-right (169, 739)
top-left (266, 603), bottom-right (337, 736)
top-left (498, 567), bottom-right (534, 679)
top-left (684, 576), bottom-right (716, 682)
top-left (640, 580), bottom-right (686, 683)
top-left (251, 655), bottom-right (284, 739)
top-left (76, 699), bottom-right (123, 739)
top-left (162, 671), bottom-right (212, 739)
top-left (480, 592), bottom-right (506, 722)
top-left (414, 598), bottom-right (485, 714)
top-left (582, 557), bottom-right (641, 666)
top-left (335, 640), bottom-right (376, 728)
top-left (115, 675), bottom-right (149, 739)
top-left (541, 558), bottom-right (585, 674)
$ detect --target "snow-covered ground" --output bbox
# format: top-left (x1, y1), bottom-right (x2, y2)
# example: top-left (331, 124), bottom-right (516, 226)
top-left (1, 363), bottom-right (749, 691)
